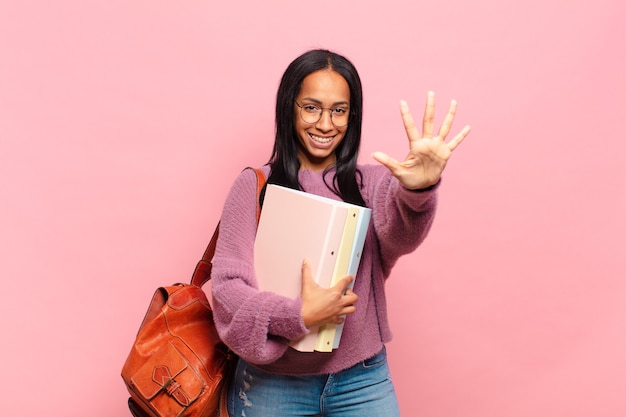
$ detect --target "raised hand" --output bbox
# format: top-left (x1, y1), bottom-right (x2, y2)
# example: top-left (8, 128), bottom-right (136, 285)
top-left (372, 91), bottom-right (471, 190)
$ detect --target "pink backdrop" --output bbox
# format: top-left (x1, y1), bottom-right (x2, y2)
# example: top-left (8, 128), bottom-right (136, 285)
top-left (1, 1), bottom-right (625, 416)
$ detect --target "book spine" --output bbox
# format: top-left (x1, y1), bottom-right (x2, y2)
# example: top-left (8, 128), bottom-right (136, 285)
top-left (332, 208), bottom-right (371, 349)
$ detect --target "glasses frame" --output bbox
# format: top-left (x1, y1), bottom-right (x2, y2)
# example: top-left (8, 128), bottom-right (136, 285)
top-left (295, 101), bottom-right (350, 127)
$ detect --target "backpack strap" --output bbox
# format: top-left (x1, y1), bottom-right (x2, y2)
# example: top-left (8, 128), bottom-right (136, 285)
top-left (190, 167), bottom-right (266, 287)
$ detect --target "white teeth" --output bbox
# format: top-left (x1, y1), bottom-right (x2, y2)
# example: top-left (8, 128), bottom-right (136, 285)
top-left (310, 134), bottom-right (333, 144)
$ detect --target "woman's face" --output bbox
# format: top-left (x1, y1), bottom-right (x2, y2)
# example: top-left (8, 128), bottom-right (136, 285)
top-left (294, 69), bottom-right (350, 171)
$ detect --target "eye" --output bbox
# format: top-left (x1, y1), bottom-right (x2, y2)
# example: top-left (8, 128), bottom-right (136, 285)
top-left (332, 107), bottom-right (348, 115)
top-left (302, 104), bottom-right (320, 113)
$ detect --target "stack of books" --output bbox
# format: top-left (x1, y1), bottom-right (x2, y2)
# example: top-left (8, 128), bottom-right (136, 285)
top-left (253, 184), bottom-right (371, 352)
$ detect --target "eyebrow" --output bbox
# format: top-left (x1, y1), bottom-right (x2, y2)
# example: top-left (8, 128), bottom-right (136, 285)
top-left (300, 97), bottom-right (350, 107)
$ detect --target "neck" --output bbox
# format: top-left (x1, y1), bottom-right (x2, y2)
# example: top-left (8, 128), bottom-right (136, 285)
top-left (297, 153), bottom-right (336, 172)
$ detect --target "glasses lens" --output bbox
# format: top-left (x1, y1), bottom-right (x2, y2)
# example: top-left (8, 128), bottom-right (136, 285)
top-left (330, 109), bottom-right (349, 127)
top-left (301, 105), bottom-right (321, 124)
top-left (297, 103), bottom-right (350, 127)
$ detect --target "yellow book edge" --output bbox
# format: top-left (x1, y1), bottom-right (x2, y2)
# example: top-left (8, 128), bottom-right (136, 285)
top-left (314, 207), bottom-right (360, 352)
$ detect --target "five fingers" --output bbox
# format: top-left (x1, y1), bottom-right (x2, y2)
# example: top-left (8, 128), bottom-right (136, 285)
top-left (401, 91), bottom-right (471, 150)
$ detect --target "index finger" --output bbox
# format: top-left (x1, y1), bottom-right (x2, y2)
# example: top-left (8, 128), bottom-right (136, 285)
top-left (333, 275), bottom-right (355, 293)
top-left (400, 100), bottom-right (420, 143)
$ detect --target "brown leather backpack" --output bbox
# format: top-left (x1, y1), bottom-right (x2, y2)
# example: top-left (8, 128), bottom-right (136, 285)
top-left (121, 168), bottom-right (265, 416)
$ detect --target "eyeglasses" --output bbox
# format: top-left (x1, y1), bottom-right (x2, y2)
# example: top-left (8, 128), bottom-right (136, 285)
top-left (295, 101), bottom-right (350, 127)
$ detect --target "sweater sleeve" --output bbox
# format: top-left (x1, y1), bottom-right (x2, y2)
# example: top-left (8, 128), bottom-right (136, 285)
top-left (364, 165), bottom-right (439, 276)
top-left (210, 168), bottom-right (309, 365)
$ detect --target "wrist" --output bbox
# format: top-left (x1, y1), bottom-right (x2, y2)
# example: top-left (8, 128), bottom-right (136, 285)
top-left (406, 178), bottom-right (441, 192)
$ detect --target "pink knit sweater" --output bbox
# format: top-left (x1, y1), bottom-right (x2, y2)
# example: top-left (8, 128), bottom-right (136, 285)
top-left (211, 164), bottom-right (438, 375)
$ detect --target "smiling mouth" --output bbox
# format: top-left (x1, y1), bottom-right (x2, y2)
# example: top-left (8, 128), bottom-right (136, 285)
top-left (309, 133), bottom-right (334, 144)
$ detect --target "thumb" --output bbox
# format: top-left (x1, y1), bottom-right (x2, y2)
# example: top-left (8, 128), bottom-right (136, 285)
top-left (372, 151), bottom-right (398, 172)
top-left (301, 258), bottom-right (315, 289)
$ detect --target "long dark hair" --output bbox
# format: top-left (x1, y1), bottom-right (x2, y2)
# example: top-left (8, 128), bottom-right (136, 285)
top-left (267, 49), bottom-right (366, 206)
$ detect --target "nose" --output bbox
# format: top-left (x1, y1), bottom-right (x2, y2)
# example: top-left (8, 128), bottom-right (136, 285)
top-left (315, 108), bottom-right (334, 131)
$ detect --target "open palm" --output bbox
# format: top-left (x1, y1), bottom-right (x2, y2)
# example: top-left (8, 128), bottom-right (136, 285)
top-left (372, 91), bottom-right (471, 190)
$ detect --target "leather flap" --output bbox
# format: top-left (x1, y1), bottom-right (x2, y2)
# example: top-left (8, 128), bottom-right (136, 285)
top-left (130, 342), bottom-right (202, 405)
top-left (167, 284), bottom-right (209, 310)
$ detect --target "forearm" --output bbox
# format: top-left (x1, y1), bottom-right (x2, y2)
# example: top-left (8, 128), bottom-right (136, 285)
top-left (212, 273), bottom-right (307, 364)
top-left (369, 169), bottom-right (439, 271)
top-left (210, 169), bottom-right (308, 364)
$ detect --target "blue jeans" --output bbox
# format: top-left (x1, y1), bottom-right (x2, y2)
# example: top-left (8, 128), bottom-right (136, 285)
top-left (227, 347), bottom-right (400, 417)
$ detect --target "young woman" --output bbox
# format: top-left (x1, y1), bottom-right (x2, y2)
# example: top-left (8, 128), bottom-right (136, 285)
top-left (211, 49), bottom-right (471, 416)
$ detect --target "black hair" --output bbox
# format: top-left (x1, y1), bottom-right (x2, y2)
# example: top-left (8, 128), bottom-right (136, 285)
top-left (267, 49), bottom-right (366, 206)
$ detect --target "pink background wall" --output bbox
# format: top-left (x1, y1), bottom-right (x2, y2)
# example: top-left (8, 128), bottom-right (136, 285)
top-left (1, 1), bottom-right (624, 416)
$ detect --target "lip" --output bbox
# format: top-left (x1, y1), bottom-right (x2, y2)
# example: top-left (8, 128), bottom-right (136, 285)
top-left (308, 132), bottom-right (335, 148)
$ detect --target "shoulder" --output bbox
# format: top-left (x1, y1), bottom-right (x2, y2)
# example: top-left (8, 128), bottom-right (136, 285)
top-left (223, 166), bottom-right (268, 210)
top-left (229, 166), bottom-right (269, 191)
